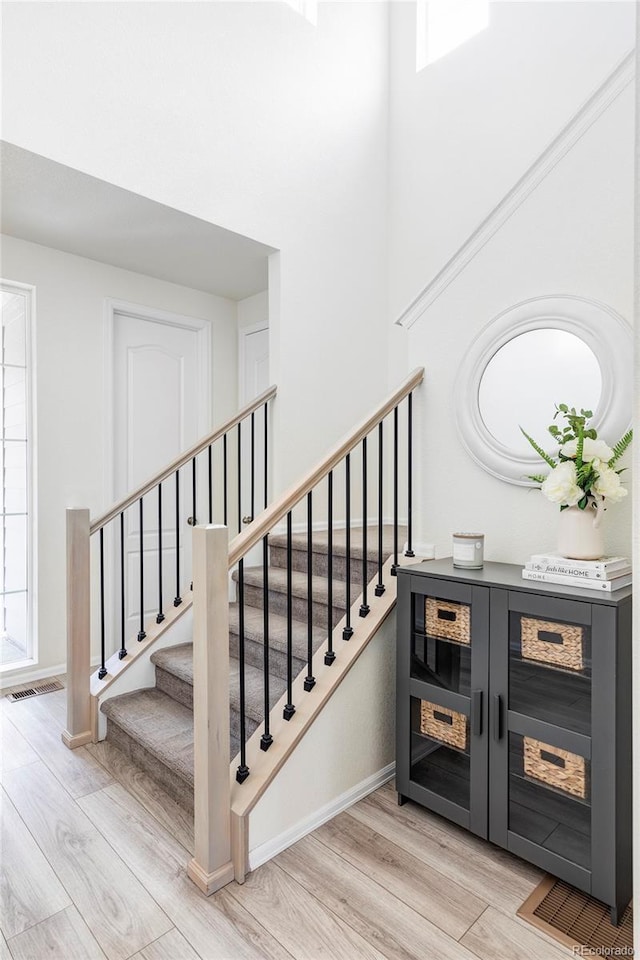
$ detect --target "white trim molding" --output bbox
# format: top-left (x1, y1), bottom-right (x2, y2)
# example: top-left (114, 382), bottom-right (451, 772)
top-left (248, 762), bottom-right (396, 871)
top-left (396, 49), bottom-right (636, 329)
top-left (454, 296), bottom-right (634, 486)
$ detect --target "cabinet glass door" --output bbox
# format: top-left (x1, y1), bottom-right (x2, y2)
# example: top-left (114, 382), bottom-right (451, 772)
top-left (490, 590), bottom-right (593, 890)
top-left (397, 574), bottom-right (489, 837)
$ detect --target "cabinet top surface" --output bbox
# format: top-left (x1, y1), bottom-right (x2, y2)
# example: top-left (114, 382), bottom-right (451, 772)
top-left (400, 558), bottom-right (632, 606)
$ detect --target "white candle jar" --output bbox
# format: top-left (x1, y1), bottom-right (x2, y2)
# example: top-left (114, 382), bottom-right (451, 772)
top-left (452, 532), bottom-right (485, 569)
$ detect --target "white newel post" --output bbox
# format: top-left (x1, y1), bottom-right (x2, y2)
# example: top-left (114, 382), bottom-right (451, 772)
top-left (187, 524), bottom-right (235, 895)
top-left (62, 508), bottom-right (93, 749)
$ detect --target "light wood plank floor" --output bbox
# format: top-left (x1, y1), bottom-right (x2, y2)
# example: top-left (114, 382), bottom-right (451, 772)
top-left (0, 683), bottom-right (573, 959)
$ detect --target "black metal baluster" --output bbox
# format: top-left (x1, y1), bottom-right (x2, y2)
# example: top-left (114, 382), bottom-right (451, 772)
top-left (237, 421), bottom-right (242, 535)
top-left (156, 484), bottom-right (165, 623)
top-left (208, 444), bottom-right (213, 524)
top-left (98, 528), bottom-right (107, 678)
top-left (343, 454), bottom-right (353, 640)
top-left (283, 511), bottom-right (295, 720)
top-left (119, 512), bottom-right (127, 659)
top-left (223, 433), bottom-right (228, 526)
top-left (191, 457), bottom-right (197, 527)
top-left (360, 437), bottom-right (370, 617)
top-left (138, 497), bottom-right (146, 640)
top-left (236, 558), bottom-right (250, 782)
top-left (251, 411), bottom-right (255, 522)
top-left (264, 401), bottom-right (268, 510)
top-left (324, 471), bottom-right (336, 666)
top-left (375, 421), bottom-right (385, 597)
top-left (174, 470), bottom-right (182, 606)
top-left (304, 492), bottom-right (315, 691)
top-left (405, 392), bottom-right (415, 558)
top-left (260, 535), bottom-right (273, 750)
top-left (391, 406), bottom-right (399, 576)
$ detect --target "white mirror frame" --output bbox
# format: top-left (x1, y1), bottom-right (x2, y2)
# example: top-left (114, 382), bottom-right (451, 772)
top-left (454, 295), bottom-right (633, 486)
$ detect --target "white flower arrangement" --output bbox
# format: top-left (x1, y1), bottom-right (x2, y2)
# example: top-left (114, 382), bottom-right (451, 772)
top-left (522, 404), bottom-right (632, 512)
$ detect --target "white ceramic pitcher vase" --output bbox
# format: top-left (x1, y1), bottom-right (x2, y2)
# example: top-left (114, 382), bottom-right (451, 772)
top-left (557, 503), bottom-right (605, 560)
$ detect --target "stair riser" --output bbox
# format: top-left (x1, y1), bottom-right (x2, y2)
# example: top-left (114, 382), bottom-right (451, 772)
top-left (156, 660), bottom-right (266, 740)
top-left (230, 708), bottom-right (260, 745)
top-left (106, 718), bottom-right (194, 813)
top-left (270, 545), bottom-right (380, 586)
top-left (243, 584), bottom-right (349, 630)
top-left (229, 630), bottom-right (306, 683)
top-left (155, 667), bottom-right (193, 710)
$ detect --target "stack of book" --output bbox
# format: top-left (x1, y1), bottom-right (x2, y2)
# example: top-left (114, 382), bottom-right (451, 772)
top-left (522, 554), bottom-right (632, 592)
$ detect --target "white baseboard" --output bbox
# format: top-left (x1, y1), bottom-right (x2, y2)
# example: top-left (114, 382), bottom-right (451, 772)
top-left (248, 761), bottom-right (396, 870)
top-left (0, 655), bottom-right (102, 690)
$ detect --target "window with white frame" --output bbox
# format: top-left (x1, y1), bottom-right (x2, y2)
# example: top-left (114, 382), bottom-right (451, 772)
top-left (1, 285), bottom-right (33, 667)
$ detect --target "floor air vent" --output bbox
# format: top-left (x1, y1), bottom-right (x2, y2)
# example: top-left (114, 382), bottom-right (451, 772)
top-left (518, 875), bottom-right (633, 952)
top-left (6, 679), bottom-right (64, 702)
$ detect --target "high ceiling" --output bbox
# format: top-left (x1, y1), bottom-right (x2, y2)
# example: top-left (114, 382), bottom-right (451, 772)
top-left (0, 142), bottom-right (275, 301)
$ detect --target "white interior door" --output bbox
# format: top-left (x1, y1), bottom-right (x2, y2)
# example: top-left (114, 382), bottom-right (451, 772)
top-left (239, 324), bottom-right (269, 522)
top-left (111, 305), bottom-right (210, 642)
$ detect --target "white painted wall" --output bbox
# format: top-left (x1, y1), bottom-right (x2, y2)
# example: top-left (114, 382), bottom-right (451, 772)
top-left (389, 2), bottom-right (635, 563)
top-left (389, 0), bottom-right (635, 320)
top-left (1, 1), bottom-right (390, 500)
top-left (0, 234), bottom-right (238, 678)
top-left (249, 613), bottom-right (396, 857)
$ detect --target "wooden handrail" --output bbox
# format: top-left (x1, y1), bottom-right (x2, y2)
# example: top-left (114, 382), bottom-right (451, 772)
top-left (90, 385), bottom-right (277, 534)
top-left (228, 368), bottom-right (424, 568)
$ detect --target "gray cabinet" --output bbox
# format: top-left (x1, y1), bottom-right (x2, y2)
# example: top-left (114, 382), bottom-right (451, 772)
top-left (396, 560), bottom-right (632, 924)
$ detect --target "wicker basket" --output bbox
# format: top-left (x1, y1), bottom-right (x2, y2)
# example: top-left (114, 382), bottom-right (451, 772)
top-left (520, 617), bottom-right (584, 672)
top-left (425, 598), bottom-right (471, 645)
top-left (420, 700), bottom-right (467, 751)
top-left (523, 737), bottom-right (587, 799)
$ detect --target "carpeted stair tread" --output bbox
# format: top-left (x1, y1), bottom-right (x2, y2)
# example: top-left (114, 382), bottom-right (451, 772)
top-left (102, 688), bottom-right (194, 787)
top-left (269, 524), bottom-right (407, 560)
top-left (146, 642), bottom-right (287, 724)
top-left (234, 565), bottom-right (357, 608)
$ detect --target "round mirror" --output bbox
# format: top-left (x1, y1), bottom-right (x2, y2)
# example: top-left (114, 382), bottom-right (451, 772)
top-left (478, 330), bottom-right (602, 455)
top-left (454, 296), bottom-right (633, 485)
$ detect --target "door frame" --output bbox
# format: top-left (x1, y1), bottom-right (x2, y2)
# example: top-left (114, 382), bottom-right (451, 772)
top-left (0, 279), bottom-right (38, 671)
top-left (237, 319), bottom-right (269, 408)
top-left (102, 300), bottom-right (211, 654)
top-left (103, 298), bottom-right (212, 511)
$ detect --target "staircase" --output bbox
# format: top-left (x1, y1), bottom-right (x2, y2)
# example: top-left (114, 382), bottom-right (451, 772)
top-left (64, 368), bottom-right (423, 892)
top-left (100, 526), bottom-right (403, 813)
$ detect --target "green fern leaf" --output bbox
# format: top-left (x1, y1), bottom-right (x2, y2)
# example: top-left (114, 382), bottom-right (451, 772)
top-left (527, 474), bottom-right (547, 485)
top-left (519, 428), bottom-right (557, 469)
top-left (608, 429), bottom-right (633, 467)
